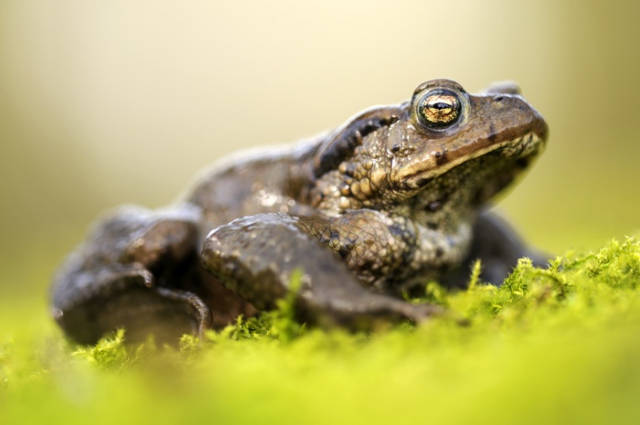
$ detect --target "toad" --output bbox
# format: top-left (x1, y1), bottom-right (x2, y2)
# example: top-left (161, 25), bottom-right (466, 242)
top-left (51, 79), bottom-right (548, 343)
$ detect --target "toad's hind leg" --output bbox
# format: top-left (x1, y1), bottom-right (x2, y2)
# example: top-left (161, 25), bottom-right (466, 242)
top-left (441, 210), bottom-right (549, 288)
top-left (200, 213), bottom-right (442, 329)
top-left (51, 205), bottom-right (212, 344)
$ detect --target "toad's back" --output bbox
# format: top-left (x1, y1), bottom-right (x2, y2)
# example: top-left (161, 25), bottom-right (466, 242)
top-left (185, 146), bottom-right (316, 230)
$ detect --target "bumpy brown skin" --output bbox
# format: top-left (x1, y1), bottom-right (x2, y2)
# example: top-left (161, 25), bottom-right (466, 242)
top-left (51, 79), bottom-right (548, 344)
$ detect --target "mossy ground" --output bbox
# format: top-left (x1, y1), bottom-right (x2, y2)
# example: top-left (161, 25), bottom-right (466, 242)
top-left (2, 238), bottom-right (640, 425)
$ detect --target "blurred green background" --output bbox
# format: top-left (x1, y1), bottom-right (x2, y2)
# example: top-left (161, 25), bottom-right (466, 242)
top-left (1, 0), bottom-right (639, 305)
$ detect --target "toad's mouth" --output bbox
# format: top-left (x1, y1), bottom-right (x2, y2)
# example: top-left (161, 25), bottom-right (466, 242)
top-left (400, 131), bottom-right (545, 190)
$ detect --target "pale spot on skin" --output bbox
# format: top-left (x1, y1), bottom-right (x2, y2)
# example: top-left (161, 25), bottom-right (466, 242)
top-left (370, 168), bottom-right (386, 188)
top-left (360, 178), bottom-right (372, 196)
top-left (339, 197), bottom-right (351, 210)
top-left (350, 181), bottom-right (361, 197)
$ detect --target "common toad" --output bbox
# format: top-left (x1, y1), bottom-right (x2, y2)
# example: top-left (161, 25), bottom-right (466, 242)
top-left (51, 79), bottom-right (548, 343)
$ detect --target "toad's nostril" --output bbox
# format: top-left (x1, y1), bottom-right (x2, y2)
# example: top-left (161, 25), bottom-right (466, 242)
top-left (494, 95), bottom-right (505, 101)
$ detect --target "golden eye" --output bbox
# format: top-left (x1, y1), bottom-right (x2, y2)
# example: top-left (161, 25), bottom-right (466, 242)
top-left (416, 89), bottom-right (461, 129)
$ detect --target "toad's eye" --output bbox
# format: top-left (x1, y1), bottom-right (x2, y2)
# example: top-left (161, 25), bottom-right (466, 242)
top-left (416, 90), bottom-right (461, 130)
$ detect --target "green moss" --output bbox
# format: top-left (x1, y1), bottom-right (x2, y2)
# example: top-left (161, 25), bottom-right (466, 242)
top-left (71, 329), bottom-right (130, 370)
top-left (2, 238), bottom-right (640, 425)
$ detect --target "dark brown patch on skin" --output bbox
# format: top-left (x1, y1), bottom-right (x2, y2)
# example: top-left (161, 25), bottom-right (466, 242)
top-left (415, 177), bottom-right (431, 187)
top-left (488, 123), bottom-right (497, 143)
top-left (426, 200), bottom-right (442, 212)
top-left (434, 150), bottom-right (447, 165)
top-left (344, 163), bottom-right (356, 177)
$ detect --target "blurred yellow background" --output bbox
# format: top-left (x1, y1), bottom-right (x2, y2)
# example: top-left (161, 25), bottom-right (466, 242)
top-left (1, 0), bottom-right (639, 301)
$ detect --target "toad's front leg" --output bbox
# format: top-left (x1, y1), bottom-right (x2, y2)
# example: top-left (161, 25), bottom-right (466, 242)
top-left (200, 213), bottom-right (442, 329)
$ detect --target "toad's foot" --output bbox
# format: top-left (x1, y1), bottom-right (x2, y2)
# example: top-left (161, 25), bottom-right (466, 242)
top-left (51, 206), bottom-right (211, 344)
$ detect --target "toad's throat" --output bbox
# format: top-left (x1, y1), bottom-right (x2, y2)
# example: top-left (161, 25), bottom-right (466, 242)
top-left (399, 132), bottom-right (543, 189)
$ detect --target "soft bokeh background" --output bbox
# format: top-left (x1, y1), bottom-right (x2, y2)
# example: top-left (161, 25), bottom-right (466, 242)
top-left (1, 0), bottom-right (639, 304)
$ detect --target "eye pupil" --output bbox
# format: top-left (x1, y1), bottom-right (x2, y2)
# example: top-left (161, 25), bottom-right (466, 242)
top-left (431, 102), bottom-right (452, 110)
